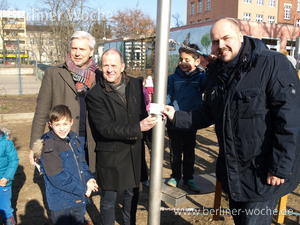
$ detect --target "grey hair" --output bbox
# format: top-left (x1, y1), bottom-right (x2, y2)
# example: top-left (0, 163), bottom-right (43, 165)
top-left (70, 31), bottom-right (96, 50)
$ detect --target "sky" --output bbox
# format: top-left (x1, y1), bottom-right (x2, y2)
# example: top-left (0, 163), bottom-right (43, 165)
top-left (8, 0), bottom-right (187, 27)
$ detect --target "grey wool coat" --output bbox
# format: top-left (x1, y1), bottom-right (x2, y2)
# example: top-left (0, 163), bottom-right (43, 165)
top-left (30, 64), bottom-right (98, 172)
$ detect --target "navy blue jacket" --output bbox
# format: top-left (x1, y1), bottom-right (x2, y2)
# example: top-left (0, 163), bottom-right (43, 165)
top-left (39, 131), bottom-right (93, 211)
top-left (174, 36), bottom-right (300, 202)
top-left (167, 66), bottom-right (206, 111)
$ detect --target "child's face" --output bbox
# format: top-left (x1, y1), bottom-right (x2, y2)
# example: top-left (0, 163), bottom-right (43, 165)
top-left (49, 117), bottom-right (73, 139)
top-left (179, 52), bottom-right (200, 73)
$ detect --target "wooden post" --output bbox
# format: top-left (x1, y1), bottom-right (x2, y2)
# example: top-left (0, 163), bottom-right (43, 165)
top-left (276, 195), bottom-right (288, 224)
top-left (213, 180), bottom-right (223, 220)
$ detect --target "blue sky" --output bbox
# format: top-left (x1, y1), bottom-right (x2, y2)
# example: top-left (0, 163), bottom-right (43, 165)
top-left (9, 0), bottom-right (187, 27)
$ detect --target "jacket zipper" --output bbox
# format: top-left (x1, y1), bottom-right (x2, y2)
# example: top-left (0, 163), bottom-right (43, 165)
top-left (69, 142), bottom-right (83, 182)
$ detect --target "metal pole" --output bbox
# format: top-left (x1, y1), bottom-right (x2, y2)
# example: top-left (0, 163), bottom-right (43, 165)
top-left (17, 37), bottom-right (23, 95)
top-left (148, 1), bottom-right (171, 225)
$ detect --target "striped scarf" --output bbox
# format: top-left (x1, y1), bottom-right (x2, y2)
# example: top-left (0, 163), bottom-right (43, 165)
top-left (65, 54), bottom-right (98, 92)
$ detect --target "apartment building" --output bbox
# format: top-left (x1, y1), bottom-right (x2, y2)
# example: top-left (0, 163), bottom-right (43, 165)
top-left (187, 0), bottom-right (278, 24)
top-left (26, 24), bottom-right (57, 64)
top-left (0, 10), bottom-right (27, 64)
top-left (186, 0), bottom-right (300, 53)
top-left (278, 0), bottom-right (300, 26)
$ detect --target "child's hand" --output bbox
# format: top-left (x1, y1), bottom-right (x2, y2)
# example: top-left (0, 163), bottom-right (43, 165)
top-left (0, 178), bottom-right (8, 187)
top-left (163, 105), bottom-right (175, 121)
top-left (87, 178), bottom-right (98, 192)
top-left (85, 188), bottom-right (92, 197)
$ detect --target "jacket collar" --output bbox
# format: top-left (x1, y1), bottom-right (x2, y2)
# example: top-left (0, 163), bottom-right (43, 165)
top-left (98, 71), bottom-right (130, 108)
top-left (175, 66), bottom-right (203, 78)
top-left (207, 36), bottom-right (267, 85)
top-left (43, 130), bottom-right (77, 141)
top-left (58, 64), bottom-right (77, 93)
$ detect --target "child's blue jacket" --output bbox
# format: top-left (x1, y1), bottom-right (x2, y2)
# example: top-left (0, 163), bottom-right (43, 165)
top-left (0, 134), bottom-right (19, 186)
top-left (38, 130), bottom-right (93, 211)
top-left (167, 66), bottom-right (206, 111)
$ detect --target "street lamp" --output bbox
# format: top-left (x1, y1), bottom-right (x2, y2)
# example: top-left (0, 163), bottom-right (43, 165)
top-left (17, 35), bottom-right (23, 95)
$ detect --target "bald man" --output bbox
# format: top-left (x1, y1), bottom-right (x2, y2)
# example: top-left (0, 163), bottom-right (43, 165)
top-left (164, 18), bottom-right (300, 225)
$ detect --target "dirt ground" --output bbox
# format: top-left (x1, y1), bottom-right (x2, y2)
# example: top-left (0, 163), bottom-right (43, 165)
top-left (0, 95), bottom-right (37, 114)
top-left (0, 95), bottom-right (299, 225)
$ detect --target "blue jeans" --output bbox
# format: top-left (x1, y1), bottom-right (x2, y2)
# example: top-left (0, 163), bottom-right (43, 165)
top-left (50, 206), bottom-right (86, 225)
top-left (0, 185), bottom-right (14, 220)
top-left (100, 188), bottom-right (139, 225)
top-left (229, 197), bottom-right (278, 225)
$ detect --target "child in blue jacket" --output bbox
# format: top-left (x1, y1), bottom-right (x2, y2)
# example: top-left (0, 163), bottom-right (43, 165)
top-left (166, 43), bottom-right (206, 192)
top-left (0, 128), bottom-right (19, 225)
top-left (33, 105), bottom-right (98, 225)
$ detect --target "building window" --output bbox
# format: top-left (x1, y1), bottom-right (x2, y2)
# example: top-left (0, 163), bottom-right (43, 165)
top-left (244, 0), bottom-right (252, 3)
top-left (268, 0), bottom-right (275, 7)
top-left (198, 0), bottom-right (203, 13)
top-left (284, 4), bottom-right (292, 20)
top-left (191, 2), bottom-right (195, 15)
top-left (243, 12), bottom-right (251, 21)
top-left (268, 16), bottom-right (275, 24)
top-left (297, 0), bottom-right (300, 11)
top-left (257, 0), bottom-right (264, 5)
top-left (296, 19), bottom-right (300, 26)
top-left (256, 14), bottom-right (263, 22)
top-left (206, 0), bottom-right (211, 10)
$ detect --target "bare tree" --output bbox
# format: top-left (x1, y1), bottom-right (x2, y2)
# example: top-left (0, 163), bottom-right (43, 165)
top-left (0, 0), bottom-right (7, 9)
top-left (37, 0), bottom-right (100, 62)
top-left (110, 9), bottom-right (155, 38)
top-left (89, 16), bottom-right (112, 41)
top-left (172, 13), bottom-right (184, 27)
top-left (27, 25), bottom-right (58, 63)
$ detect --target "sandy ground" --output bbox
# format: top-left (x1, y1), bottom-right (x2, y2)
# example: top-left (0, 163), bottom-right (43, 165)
top-left (1, 121), bottom-right (299, 225)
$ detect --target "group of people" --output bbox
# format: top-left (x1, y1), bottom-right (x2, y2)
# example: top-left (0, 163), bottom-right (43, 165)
top-left (0, 17), bottom-right (299, 225)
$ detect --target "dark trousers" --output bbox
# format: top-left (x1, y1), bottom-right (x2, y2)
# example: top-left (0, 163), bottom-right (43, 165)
top-left (100, 188), bottom-right (139, 225)
top-left (50, 206), bottom-right (86, 225)
top-left (168, 129), bottom-right (197, 181)
top-left (228, 197), bottom-right (278, 225)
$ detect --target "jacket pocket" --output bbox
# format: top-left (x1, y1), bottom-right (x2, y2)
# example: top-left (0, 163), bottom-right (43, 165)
top-left (236, 88), bottom-right (265, 118)
top-left (251, 159), bottom-right (269, 196)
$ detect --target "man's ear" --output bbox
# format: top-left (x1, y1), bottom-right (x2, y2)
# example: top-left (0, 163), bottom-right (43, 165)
top-left (239, 32), bottom-right (243, 43)
top-left (195, 58), bottom-right (201, 66)
top-left (70, 119), bottom-right (74, 126)
top-left (90, 49), bottom-right (94, 57)
top-left (121, 63), bottom-right (125, 72)
top-left (48, 122), bottom-right (52, 129)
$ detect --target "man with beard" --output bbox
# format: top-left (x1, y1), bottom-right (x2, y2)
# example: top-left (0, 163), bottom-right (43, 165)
top-left (163, 18), bottom-right (300, 225)
top-left (165, 43), bottom-right (206, 192)
top-left (29, 31), bottom-right (100, 172)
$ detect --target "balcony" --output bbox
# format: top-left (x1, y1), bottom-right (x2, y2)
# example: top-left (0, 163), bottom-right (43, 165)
top-left (3, 24), bottom-right (26, 30)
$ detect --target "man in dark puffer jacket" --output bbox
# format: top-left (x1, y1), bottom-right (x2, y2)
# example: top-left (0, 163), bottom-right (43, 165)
top-left (164, 18), bottom-right (300, 225)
